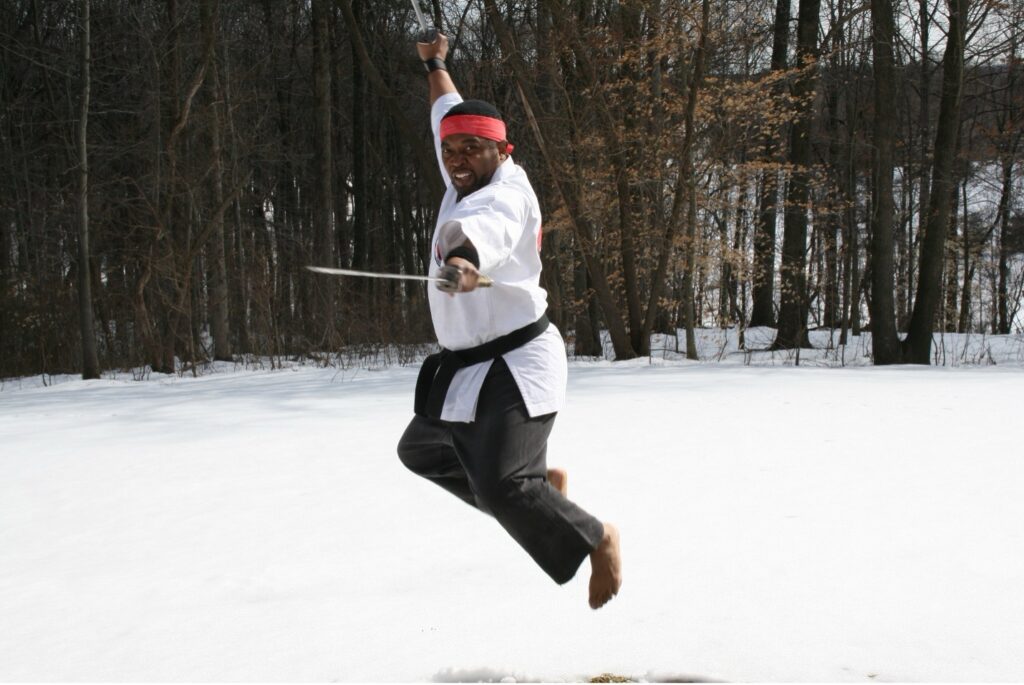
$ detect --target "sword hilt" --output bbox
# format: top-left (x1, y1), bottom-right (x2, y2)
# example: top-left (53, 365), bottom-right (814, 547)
top-left (410, 0), bottom-right (438, 45)
top-left (437, 265), bottom-right (495, 292)
top-left (417, 28), bottom-right (439, 44)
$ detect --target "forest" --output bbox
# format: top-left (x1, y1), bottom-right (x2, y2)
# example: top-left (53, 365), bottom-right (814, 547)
top-left (1, 0), bottom-right (1021, 379)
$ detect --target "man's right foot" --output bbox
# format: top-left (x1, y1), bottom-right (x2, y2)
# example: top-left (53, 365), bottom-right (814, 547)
top-left (547, 468), bottom-right (568, 497)
top-left (588, 523), bottom-right (622, 609)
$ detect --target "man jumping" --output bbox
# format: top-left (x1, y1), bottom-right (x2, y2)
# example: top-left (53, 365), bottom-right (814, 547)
top-left (396, 33), bottom-right (622, 609)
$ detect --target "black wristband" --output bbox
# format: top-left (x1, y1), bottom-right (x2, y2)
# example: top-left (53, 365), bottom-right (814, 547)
top-left (444, 245), bottom-right (480, 269)
top-left (423, 57), bottom-right (447, 73)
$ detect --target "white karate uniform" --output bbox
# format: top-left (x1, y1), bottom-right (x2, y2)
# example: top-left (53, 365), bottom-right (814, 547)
top-left (427, 92), bottom-right (567, 423)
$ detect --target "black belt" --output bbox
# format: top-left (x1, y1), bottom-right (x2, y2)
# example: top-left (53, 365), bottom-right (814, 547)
top-left (415, 315), bottom-right (550, 419)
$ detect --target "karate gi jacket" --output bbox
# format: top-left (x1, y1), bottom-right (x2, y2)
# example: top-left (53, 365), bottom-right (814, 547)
top-left (427, 92), bottom-right (567, 423)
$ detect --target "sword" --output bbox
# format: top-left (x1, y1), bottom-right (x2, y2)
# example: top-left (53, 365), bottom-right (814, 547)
top-left (305, 265), bottom-right (493, 288)
top-left (409, 0), bottom-right (438, 44)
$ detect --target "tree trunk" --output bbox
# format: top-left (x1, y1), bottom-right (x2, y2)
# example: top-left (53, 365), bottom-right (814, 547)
top-left (823, 213), bottom-right (839, 328)
top-left (349, 0), bottom-right (367, 272)
top-left (77, 0), bottom-right (100, 379)
top-left (731, 172), bottom-right (748, 329)
top-left (868, 0), bottom-right (902, 364)
top-left (902, 0), bottom-right (968, 363)
top-left (957, 181), bottom-right (972, 333)
top-left (262, 0), bottom-right (295, 351)
top-left (615, 4), bottom-right (644, 353)
top-left (996, 22), bottom-right (1019, 334)
top-left (824, 0), bottom-right (854, 336)
top-left (680, 168), bottom-right (700, 360)
top-left (157, 0), bottom-right (214, 372)
top-left (839, 47), bottom-right (859, 347)
top-left (823, 18), bottom-right (844, 334)
top-left (573, 250), bottom-right (602, 357)
top-left (219, 34), bottom-right (251, 354)
top-left (312, 0), bottom-right (336, 340)
top-left (774, 0), bottom-right (821, 349)
top-left (642, 0), bottom-right (710, 360)
top-left (160, 0), bottom-right (184, 374)
top-left (205, 1), bottom-right (232, 361)
top-left (680, 0), bottom-right (711, 360)
top-left (849, 173), bottom-right (863, 337)
top-left (913, 0), bottom-right (931, 328)
top-left (944, 185), bottom-right (960, 332)
top-left (896, 156), bottom-right (911, 330)
top-left (720, 168), bottom-right (744, 328)
top-left (996, 158), bottom-right (1014, 333)
top-left (750, 0), bottom-right (791, 328)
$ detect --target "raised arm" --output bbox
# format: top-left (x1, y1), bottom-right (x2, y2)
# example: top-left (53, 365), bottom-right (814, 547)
top-left (417, 34), bottom-right (457, 106)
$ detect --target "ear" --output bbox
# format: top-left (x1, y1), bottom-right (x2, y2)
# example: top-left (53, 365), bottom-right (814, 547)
top-left (498, 141), bottom-right (510, 161)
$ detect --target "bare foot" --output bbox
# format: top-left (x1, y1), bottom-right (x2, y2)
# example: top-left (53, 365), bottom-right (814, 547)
top-left (589, 523), bottom-right (622, 609)
top-left (547, 468), bottom-right (568, 497)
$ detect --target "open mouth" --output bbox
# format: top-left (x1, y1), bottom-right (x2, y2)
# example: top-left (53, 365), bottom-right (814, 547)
top-left (451, 170), bottom-right (473, 185)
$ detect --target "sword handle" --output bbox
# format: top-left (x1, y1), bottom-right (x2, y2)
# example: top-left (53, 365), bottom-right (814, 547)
top-left (410, 0), bottom-right (437, 45)
top-left (477, 274), bottom-right (494, 288)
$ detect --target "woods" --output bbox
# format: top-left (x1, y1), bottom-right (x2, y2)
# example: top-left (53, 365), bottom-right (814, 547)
top-left (1, 0), bottom-right (1022, 378)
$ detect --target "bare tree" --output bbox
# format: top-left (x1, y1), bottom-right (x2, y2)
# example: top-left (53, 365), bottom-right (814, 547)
top-left (903, 0), bottom-right (969, 363)
top-left (750, 0), bottom-right (790, 328)
top-left (312, 0), bottom-right (336, 342)
top-left (205, 0), bottom-right (231, 361)
top-left (675, 0), bottom-right (712, 360)
top-left (868, 0), bottom-right (902, 363)
top-left (77, 0), bottom-right (100, 379)
top-left (994, 3), bottom-right (1021, 334)
top-left (774, 0), bottom-right (821, 349)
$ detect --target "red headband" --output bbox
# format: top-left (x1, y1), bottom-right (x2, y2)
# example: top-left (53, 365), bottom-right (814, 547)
top-left (440, 114), bottom-right (514, 154)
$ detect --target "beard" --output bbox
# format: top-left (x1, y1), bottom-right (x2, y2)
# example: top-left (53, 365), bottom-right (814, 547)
top-left (455, 169), bottom-right (497, 200)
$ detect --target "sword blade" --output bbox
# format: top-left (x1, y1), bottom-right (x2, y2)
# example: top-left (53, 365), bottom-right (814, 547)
top-left (305, 265), bottom-right (442, 283)
top-left (409, 0), bottom-right (429, 34)
top-left (306, 265), bottom-right (496, 288)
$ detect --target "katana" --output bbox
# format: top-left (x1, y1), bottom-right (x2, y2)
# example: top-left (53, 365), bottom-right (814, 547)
top-left (409, 0), bottom-right (438, 44)
top-left (305, 265), bottom-right (493, 288)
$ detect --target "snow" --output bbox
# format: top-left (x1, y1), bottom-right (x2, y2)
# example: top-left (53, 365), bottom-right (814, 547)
top-left (2, 333), bottom-right (1024, 682)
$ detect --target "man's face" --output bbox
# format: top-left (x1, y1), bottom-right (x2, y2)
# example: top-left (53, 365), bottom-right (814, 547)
top-left (441, 133), bottom-right (507, 198)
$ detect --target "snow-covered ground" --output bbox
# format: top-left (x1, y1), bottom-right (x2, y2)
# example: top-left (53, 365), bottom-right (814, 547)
top-left (2, 332), bottom-right (1023, 681)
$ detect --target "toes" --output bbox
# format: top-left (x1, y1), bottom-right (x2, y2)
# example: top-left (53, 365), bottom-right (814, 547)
top-left (546, 468), bottom-right (568, 497)
top-left (588, 579), bottom-right (619, 609)
top-left (589, 589), bottom-right (615, 609)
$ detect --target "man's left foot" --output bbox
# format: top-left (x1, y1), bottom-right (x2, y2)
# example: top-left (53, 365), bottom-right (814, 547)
top-left (589, 523), bottom-right (622, 609)
top-left (547, 468), bottom-right (568, 497)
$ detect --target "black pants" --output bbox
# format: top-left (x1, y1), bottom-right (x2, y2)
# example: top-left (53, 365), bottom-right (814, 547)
top-left (397, 358), bottom-right (604, 584)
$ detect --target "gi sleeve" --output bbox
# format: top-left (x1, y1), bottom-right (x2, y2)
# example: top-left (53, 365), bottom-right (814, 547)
top-left (438, 188), bottom-right (528, 273)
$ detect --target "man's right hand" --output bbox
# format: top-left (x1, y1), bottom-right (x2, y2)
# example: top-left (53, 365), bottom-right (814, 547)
top-left (417, 32), bottom-right (448, 62)
top-left (436, 264), bottom-right (462, 294)
top-left (436, 259), bottom-right (482, 295)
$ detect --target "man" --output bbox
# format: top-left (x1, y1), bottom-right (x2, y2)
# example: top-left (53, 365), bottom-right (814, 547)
top-left (396, 33), bottom-right (622, 610)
